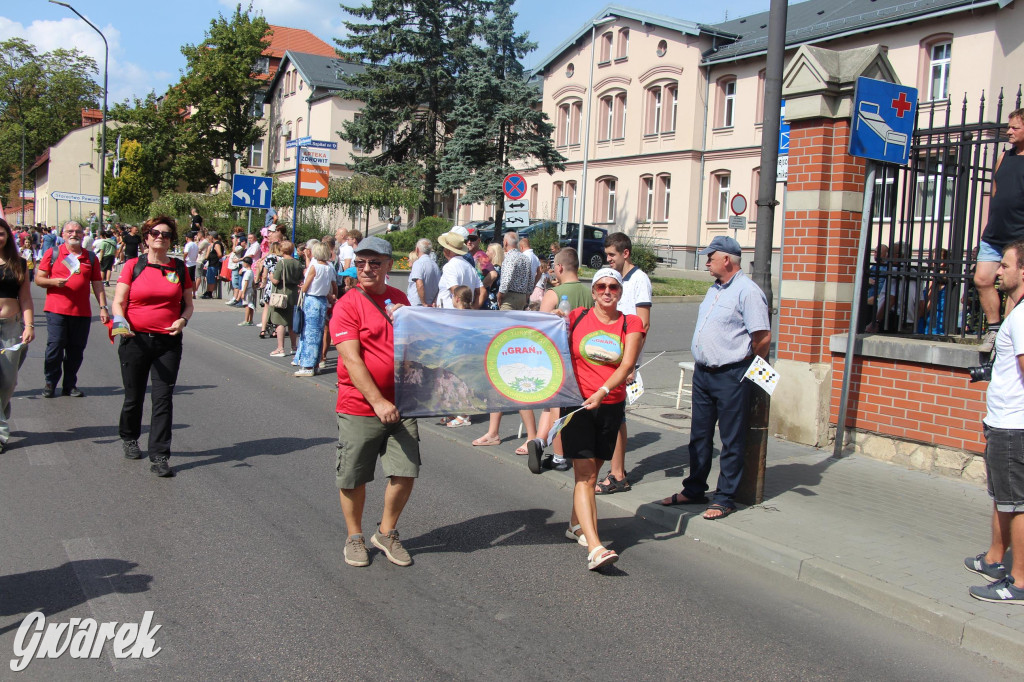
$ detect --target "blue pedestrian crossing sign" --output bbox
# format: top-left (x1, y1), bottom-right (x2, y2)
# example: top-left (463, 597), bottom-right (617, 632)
top-left (231, 175), bottom-right (274, 210)
top-left (850, 77), bottom-right (917, 165)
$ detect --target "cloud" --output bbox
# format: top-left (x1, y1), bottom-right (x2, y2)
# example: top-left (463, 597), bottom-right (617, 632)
top-left (218, 0), bottom-right (350, 41)
top-left (0, 16), bottom-right (172, 104)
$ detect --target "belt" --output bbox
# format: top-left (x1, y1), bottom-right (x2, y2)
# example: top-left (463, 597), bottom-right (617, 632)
top-left (696, 358), bottom-right (751, 374)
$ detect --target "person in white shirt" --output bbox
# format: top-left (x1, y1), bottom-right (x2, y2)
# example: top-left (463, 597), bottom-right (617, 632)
top-left (243, 233), bottom-right (261, 260)
top-left (519, 237), bottom-right (541, 286)
top-left (437, 232), bottom-right (481, 309)
top-left (183, 233), bottom-right (199, 297)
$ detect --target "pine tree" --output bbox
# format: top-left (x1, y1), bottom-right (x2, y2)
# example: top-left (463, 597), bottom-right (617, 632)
top-left (338, 0), bottom-right (483, 217)
top-left (438, 0), bottom-right (564, 226)
top-left (105, 140), bottom-right (152, 213)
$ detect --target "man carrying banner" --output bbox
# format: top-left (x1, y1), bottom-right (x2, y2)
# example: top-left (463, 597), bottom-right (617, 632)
top-left (330, 236), bottom-right (420, 568)
top-left (657, 235), bottom-right (770, 519)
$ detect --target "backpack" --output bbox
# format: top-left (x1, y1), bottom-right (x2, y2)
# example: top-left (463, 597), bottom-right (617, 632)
top-left (131, 255), bottom-right (188, 313)
top-left (44, 246), bottom-right (98, 275)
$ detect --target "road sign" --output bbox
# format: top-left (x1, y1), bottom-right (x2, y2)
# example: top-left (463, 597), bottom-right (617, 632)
top-left (778, 98), bottom-right (789, 155)
top-left (504, 198), bottom-right (529, 212)
top-left (777, 156), bottom-right (788, 181)
top-left (298, 148), bottom-right (330, 198)
top-left (306, 140), bottom-right (338, 150)
top-left (231, 175), bottom-right (273, 209)
top-left (50, 191), bottom-right (108, 205)
top-left (19, 189), bottom-right (34, 199)
top-left (849, 77), bottom-right (918, 165)
top-left (503, 174), bottom-right (527, 200)
top-left (728, 216), bottom-right (747, 230)
top-left (285, 136), bottom-right (312, 149)
top-left (503, 211), bottom-right (530, 227)
top-left (730, 193), bottom-right (747, 215)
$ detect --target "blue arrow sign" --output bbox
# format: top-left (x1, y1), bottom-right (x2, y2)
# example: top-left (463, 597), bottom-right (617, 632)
top-left (850, 77), bottom-right (918, 165)
top-left (231, 175), bottom-right (274, 210)
top-left (778, 98), bottom-right (789, 155)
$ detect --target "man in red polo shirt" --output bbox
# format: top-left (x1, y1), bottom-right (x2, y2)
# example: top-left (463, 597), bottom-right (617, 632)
top-left (329, 236), bottom-right (419, 569)
top-left (34, 221), bottom-right (109, 398)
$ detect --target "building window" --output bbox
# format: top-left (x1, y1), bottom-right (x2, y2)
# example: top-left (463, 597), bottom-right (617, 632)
top-left (249, 140), bottom-right (264, 167)
top-left (290, 70), bottom-right (297, 96)
top-left (296, 117), bottom-right (303, 137)
top-left (616, 28), bottom-right (629, 60)
top-left (251, 91), bottom-right (265, 117)
top-left (656, 40), bottom-right (667, 58)
top-left (657, 174), bottom-right (671, 222)
top-left (640, 175), bottom-right (654, 221)
top-left (667, 85), bottom-right (677, 132)
top-left (914, 154), bottom-right (955, 221)
top-left (718, 78), bottom-right (736, 128)
top-left (566, 62), bottom-right (574, 78)
top-left (755, 69), bottom-right (766, 124)
top-left (751, 167), bottom-right (761, 206)
top-left (570, 101), bottom-right (581, 144)
top-left (275, 126), bottom-right (282, 163)
top-left (552, 182), bottom-right (564, 219)
top-left (601, 96), bottom-right (613, 141)
top-left (929, 41), bottom-right (951, 101)
top-left (566, 181), bottom-right (577, 222)
top-left (529, 184), bottom-right (538, 212)
top-left (614, 93), bottom-right (626, 138)
top-left (873, 172), bottom-right (897, 222)
top-left (557, 100), bottom-right (582, 146)
top-left (600, 93), bottom-right (626, 140)
top-left (645, 83), bottom-right (677, 134)
top-left (713, 172), bottom-right (730, 222)
top-left (255, 56), bottom-right (270, 74)
top-left (599, 32), bottom-right (613, 63)
top-left (648, 88), bottom-right (662, 135)
top-left (595, 177), bottom-right (617, 223)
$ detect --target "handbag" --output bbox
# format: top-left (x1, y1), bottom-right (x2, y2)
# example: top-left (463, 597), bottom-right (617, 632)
top-left (269, 260), bottom-right (289, 309)
top-left (292, 292), bottom-right (306, 334)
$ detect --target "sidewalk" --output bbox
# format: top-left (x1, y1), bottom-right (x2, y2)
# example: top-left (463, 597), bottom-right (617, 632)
top-left (189, 297), bottom-right (1024, 672)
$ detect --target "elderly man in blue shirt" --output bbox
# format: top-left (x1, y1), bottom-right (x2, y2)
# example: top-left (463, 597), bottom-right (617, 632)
top-left (658, 235), bottom-right (771, 519)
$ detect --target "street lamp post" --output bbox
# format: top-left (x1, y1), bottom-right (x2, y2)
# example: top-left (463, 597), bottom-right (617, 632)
top-left (78, 161), bottom-right (92, 219)
top-left (576, 15), bottom-right (615, 263)
top-left (49, 1), bottom-right (107, 226)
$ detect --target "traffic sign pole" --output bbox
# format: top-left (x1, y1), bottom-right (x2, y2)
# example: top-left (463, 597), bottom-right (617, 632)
top-left (292, 148), bottom-right (301, 244)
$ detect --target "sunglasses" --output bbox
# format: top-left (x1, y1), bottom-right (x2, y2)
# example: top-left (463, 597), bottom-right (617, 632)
top-left (353, 259), bottom-right (385, 270)
top-left (149, 229), bottom-right (172, 239)
top-left (593, 282), bottom-right (621, 293)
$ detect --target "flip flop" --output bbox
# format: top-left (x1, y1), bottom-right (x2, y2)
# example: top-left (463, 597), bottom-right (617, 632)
top-left (514, 445), bottom-right (529, 456)
top-left (472, 435), bottom-right (501, 446)
top-left (656, 492), bottom-right (708, 506)
top-left (703, 503), bottom-right (737, 520)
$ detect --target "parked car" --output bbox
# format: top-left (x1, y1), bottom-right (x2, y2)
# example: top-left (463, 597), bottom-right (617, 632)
top-left (559, 223), bottom-right (609, 270)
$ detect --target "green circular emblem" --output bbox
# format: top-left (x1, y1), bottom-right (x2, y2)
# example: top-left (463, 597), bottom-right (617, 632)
top-left (485, 326), bottom-right (564, 404)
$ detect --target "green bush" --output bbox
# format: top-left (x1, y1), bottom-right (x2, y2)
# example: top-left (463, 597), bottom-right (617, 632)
top-left (383, 216), bottom-right (452, 264)
top-left (630, 233), bottom-right (658, 275)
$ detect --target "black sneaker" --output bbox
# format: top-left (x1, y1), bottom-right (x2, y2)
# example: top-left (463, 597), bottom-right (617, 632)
top-left (964, 552), bottom-right (1007, 582)
top-left (62, 387), bottom-right (84, 397)
top-left (41, 384), bottom-right (55, 399)
top-left (150, 456), bottom-right (174, 477)
top-left (122, 439), bottom-right (143, 460)
top-left (552, 457), bottom-right (571, 472)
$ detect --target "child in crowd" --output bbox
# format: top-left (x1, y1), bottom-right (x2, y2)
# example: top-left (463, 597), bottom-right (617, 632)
top-left (227, 245), bottom-right (245, 306)
top-left (440, 286), bottom-right (474, 428)
top-left (237, 257), bottom-right (255, 326)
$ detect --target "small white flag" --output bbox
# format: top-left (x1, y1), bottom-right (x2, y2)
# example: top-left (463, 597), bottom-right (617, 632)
top-left (744, 355), bottom-right (780, 395)
top-left (0, 342), bottom-right (25, 355)
top-left (61, 254), bottom-right (81, 274)
top-left (626, 371), bottom-right (644, 405)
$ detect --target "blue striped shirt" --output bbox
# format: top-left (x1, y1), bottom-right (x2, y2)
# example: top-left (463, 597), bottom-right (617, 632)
top-left (691, 270), bottom-right (770, 367)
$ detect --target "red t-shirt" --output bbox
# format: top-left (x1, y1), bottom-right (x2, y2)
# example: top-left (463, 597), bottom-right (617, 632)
top-left (330, 284), bottom-right (410, 417)
top-left (117, 258), bottom-right (193, 333)
top-left (567, 307), bottom-right (644, 404)
top-left (40, 245), bottom-right (102, 317)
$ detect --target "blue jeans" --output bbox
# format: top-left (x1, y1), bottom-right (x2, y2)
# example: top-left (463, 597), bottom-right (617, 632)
top-left (682, 362), bottom-right (752, 508)
top-left (295, 295), bottom-right (327, 369)
top-left (44, 312), bottom-right (91, 391)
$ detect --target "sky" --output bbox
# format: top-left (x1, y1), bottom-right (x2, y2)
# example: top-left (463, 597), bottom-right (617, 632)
top-left (1, 0), bottom-right (775, 104)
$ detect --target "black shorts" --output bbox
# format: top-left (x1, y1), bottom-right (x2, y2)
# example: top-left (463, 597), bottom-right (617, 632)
top-left (560, 401), bottom-right (625, 461)
top-left (100, 255), bottom-right (115, 271)
top-left (187, 265), bottom-right (197, 282)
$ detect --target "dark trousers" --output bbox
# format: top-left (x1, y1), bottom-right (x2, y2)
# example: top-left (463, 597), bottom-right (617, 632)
top-left (682, 363), bottom-right (752, 507)
top-left (118, 333), bottom-right (182, 458)
top-left (44, 312), bottom-right (91, 390)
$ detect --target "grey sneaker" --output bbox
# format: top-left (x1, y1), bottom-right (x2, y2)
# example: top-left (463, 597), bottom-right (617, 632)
top-left (969, 576), bottom-right (1024, 604)
top-left (122, 439), bottom-right (143, 460)
top-left (344, 534), bottom-right (370, 567)
top-left (965, 552), bottom-right (1007, 582)
top-left (979, 329), bottom-right (997, 354)
top-left (371, 528), bottom-right (412, 566)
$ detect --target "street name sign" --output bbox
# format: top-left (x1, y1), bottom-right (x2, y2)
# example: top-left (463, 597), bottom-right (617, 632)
top-left (51, 191), bottom-right (108, 205)
top-left (502, 174), bottom-right (527, 200)
top-left (298, 148), bottom-right (330, 198)
top-left (306, 140), bottom-right (338, 150)
top-left (285, 136), bottom-right (312, 149)
top-left (849, 77), bottom-right (918, 165)
top-left (231, 175), bottom-right (273, 209)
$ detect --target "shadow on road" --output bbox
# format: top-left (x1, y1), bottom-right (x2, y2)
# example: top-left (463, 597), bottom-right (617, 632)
top-left (171, 436), bottom-right (335, 472)
top-left (0, 559), bottom-right (152, 636)
top-left (404, 508), bottom-right (558, 554)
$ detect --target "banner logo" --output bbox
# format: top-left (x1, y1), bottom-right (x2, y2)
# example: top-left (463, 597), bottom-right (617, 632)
top-left (578, 331), bottom-right (623, 366)
top-left (486, 327), bottom-right (563, 403)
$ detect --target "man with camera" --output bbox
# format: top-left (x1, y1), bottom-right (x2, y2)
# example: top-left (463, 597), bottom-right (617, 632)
top-left (966, 239), bottom-right (1024, 604)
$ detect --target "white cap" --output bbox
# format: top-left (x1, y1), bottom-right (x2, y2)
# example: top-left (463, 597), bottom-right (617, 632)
top-left (450, 225), bottom-right (470, 239)
top-left (590, 267), bottom-right (624, 285)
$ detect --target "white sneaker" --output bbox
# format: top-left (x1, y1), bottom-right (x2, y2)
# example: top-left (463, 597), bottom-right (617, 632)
top-left (293, 368), bottom-right (314, 377)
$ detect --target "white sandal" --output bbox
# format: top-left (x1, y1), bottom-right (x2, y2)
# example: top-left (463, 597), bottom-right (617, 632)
top-left (446, 416), bottom-right (471, 427)
top-left (587, 545), bottom-right (618, 571)
top-left (565, 524), bottom-right (587, 546)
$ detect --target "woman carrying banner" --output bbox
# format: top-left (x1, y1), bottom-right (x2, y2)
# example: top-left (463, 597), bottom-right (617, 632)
top-left (558, 267), bottom-right (644, 571)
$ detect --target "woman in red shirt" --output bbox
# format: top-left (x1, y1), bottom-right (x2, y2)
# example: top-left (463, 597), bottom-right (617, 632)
top-left (111, 216), bottom-right (194, 477)
top-left (559, 267), bottom-right (644, 571)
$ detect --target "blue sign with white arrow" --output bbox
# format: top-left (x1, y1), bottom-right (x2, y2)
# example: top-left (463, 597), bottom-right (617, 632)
top-left (849, 77), bottom-right (918, 165)
top-left (231, 175), bottom-right (274, 210)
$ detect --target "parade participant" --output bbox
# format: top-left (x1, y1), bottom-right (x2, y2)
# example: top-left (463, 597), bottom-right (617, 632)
top-left (329, 236), bottom-right (419, 567)
top-left (257, 241), bottom-right (282, 339)
top-left (201, 233), bottom-right (225, 299)
top-left (657, 236), bottom-right (770, 519)
top-left (118, 224), bottom-right (142, 263)
top-left (407, 238), bottom-right (440, 306)
top-left (95, 230), bottom-right (118, 286)
top-left (294, 242), bottom-right (337, 377)
top-left (237, 257), bottom-right (256, 327)
top-left (558, 267), bottom-right (644, 570)
top-left (112, 216), bottom-right (192, 477)
top-left (35, 221), bottom-right (108, 398)
top-left (268, 240), bottom-right (302, 357)
top-left (182, 232), bottom-right (199, 292)
top-left (0, 219), bottom-right (35, 452)
top-left (437, 231), bottom-right (482, 309)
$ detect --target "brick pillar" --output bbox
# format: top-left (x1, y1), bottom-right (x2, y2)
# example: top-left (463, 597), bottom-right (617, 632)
top-left (768, 45), bottom-right (896, 447)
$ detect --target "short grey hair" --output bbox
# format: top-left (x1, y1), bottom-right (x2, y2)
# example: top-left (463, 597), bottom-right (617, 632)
top-left (304, 238), bottom-right (320, 251)
top-left (416, 238), bottom-right (433, 255)
top-left (728, 253), bottom-right (741, 266)
top-left (503, 231), bottom-right (519, 248)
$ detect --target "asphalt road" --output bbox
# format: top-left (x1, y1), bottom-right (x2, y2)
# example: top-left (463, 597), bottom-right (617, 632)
top-left (0, 293), bottom-right (1013, 680)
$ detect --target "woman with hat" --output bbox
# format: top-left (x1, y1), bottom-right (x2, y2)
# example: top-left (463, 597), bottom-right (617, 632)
top-left (436, 230), bottom-right (481, 309)
top-left (557, 267), bottom-right (644, 571)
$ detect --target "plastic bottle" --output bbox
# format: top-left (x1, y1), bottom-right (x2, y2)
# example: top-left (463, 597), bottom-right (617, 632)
top-left (557, 295), bottom-right (572, 315)
top-left (384, 298), bottom-right (395, 315)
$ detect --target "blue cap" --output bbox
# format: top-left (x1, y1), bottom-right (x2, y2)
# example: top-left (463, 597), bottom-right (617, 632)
top-left (698, 235), bottom-right (742, 257)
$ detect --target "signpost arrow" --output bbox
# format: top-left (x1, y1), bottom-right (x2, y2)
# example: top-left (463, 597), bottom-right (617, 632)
top-left (233, 189), bottom-right (251, 205)
top-left (257, 181), bottom-right (269, 206)
top-left (300, 179), bottom-right (325, 194)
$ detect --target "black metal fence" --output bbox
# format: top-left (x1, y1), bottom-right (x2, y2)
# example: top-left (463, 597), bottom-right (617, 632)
top-left (862, 86), bottom-right (1022, 339)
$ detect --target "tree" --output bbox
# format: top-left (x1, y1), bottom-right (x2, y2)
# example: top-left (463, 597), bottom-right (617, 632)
top-left (438, 0), bottom-right (564, 226)
top-left (0, 38), bottom-right (100, 200)
top-left (175, 5), bottom-right (270, 185)
top-left (338, 0), bottom-right (483, 216)
top-left (105, 140), bottom-right (151, 214)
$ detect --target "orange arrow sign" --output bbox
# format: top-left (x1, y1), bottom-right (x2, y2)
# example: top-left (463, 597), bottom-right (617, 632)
top-left (298, 165), bottom-right (329, 198)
